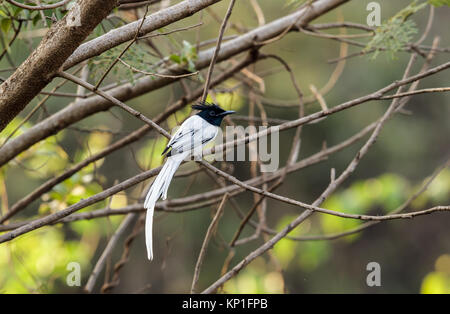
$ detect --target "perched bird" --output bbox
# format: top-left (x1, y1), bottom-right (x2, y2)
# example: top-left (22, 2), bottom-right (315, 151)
top-left (144, 102), bottom-right (235, 260)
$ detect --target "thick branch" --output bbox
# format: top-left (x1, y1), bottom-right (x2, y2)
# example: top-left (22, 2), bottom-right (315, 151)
top-left (0, 0), bottom-right (118, 132)
top-left (63, 0), bottom-right (222, 69)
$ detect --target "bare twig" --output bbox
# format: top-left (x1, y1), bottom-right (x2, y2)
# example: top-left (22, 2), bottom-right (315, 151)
top-left (138, 22), bottom-right (203, 40)
top-left (84, 214), bottom-right (138, 293)
top-left (117, 58), bottom-right (199, 78)
top-left (380, 87), bottom-right (450, 100)
top-left (191, 194), bottom-right (228, 293)
top-left (58, 71), bottom-right (171, 139)
top-left (101, 215), bottom-right (146, 293)
top-left (201, 0), bottom-right (236, 102)
top-left (5, 0), bottom-right (71, 10)
top-left (94, 4), bottom-right (150, 90)
top-left (0, 20), bottom-right (22, 62)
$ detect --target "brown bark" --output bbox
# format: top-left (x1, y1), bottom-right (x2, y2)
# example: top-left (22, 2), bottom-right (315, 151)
top-left (0, 0), bottom-right (118, 132)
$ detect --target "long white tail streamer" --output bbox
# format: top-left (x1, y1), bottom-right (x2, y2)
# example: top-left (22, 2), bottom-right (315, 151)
top-left (144, 152), bottom-right (188, 260)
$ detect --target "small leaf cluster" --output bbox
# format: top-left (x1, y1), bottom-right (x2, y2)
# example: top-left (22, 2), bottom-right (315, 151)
top-left (169, 40), bottom-right (198, 73)
top-left (365, 0), bottom-right (427, 59)
top-left (87, 41), bottom-right (152, 85)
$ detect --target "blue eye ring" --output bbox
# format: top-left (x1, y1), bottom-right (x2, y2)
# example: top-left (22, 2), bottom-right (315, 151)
top-left (209, 111), bottom-right (216, 116)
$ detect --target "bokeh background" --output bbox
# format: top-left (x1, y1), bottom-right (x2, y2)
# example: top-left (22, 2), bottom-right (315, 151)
top-left (0, 0), bottom-right (449, 293)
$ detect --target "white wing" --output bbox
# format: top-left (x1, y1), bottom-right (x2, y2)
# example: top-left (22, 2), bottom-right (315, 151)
top-left (164, 115), bottom-right (218, 156)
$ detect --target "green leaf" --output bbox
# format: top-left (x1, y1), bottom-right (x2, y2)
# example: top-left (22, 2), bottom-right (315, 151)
top-left (32, 11), bottom-right (41, 26)
top-left (187, 59), bottom-right (196, 72)
top-left (0, 9), bottom-right (8, 18)
top-left (12, 5), bottom-right (22, 17)
top-left (365, 18), bottom-right (418, 60)
top-left (0, 17), bottom-right (11, 33)
top-left (169, 54), bottom-right (181, 64)
top-left (428, 0), bottom-right (450, 7)
top-left (297, 241), bottom-right (331, 272)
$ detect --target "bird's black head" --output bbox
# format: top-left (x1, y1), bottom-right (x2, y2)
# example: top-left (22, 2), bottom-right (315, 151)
top-left (192, 102), bottom-right (235, 126)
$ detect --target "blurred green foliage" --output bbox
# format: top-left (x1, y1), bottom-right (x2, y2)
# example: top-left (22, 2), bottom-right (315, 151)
top-left (222, 169), bottom-right (450, 294)
top-left (0, 0), bottom-right (70, 32)
top-left (421, 254), bottom-right (450, 293)
top-left (0, 121), bottom-right (123, 293)
top-left (427, 0), bottom-right (450, 7)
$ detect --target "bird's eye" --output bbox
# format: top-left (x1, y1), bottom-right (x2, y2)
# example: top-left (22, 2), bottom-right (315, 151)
top-left (209, 111), bottom-right (216, 116)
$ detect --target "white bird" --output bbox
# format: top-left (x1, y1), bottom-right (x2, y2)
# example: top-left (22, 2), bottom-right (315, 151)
top-left (144, 103), bottom-right (235, 260)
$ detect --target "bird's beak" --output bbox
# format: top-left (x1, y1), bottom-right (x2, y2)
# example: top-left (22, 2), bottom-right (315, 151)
top-left (218, 110), bottom-right (236, 117)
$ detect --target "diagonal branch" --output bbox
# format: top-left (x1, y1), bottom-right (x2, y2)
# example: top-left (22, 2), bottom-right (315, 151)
top-left (191, 194), bottom-right (228, 293)
top-left (201, 0), bottom-right (236, 102)
top-left (5, 0), bottom-right (71, 10)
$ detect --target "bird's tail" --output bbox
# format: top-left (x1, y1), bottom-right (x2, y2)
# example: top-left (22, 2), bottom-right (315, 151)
top-left (144, 152), bottom-right (187, 260)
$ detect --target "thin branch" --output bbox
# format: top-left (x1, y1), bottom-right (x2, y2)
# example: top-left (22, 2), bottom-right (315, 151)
top-left (138, 22), bottom-right (203, 40)
top-left (290, 158), bottom-right (450, 241)
top-left (229, 180), bottom-right (281, 247)
top-left (0, 20), bottom-right (22, 62)
top-left (311, 22), bottom-right (374, 32)
top-left (94, 4), bottom-right (150, 90)
top-left (416, 5), bottom-right (435, 46)
top-left (249, 0), bottom-right (265, 27)
top-left (0, 166), bottom-right (162, 244)
top-left (58, 71), bottom-right (171, 139)
top-left (191, 194), bottom-right (228, 294)
top-left (380, 87), bottom-right (450, 100)
top-left (84, 214), bottom-right (138, 293)
top-left (201, 0), bottom-right (236, 102)
top-left (198, 159), bottom-right (450, 222)
top-left (117, 58), bottom-right (199, 78)
top-left (5, 0), bottom-right (71, 10)
top-left (100, 215), bottom-right (145, 293)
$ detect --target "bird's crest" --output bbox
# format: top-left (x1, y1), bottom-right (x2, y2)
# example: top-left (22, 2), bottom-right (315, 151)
top-left (191, 101), bottom-right (224, 112)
